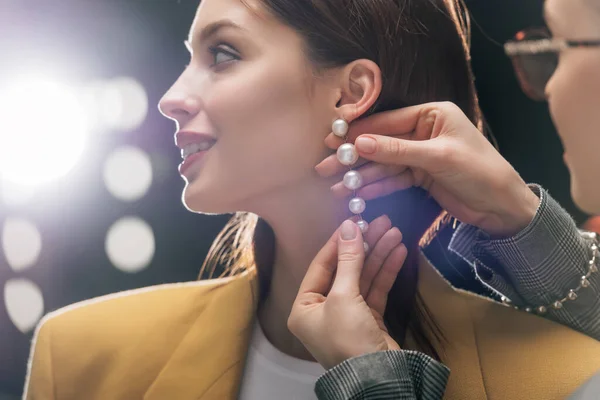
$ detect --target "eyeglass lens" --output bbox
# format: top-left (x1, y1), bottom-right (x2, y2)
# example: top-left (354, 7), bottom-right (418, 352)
top-left (509, 29), bottom-right (558, 101)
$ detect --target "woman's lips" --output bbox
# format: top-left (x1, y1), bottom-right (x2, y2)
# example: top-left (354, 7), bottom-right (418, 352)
top-left (178, 149), bottom-right (209, 176)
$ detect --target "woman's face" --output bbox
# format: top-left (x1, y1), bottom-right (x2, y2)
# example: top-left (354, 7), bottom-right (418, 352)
top-left (545, 0), bottom-right (600, 214)
top-left (159, 0), bottom-right (336, 214)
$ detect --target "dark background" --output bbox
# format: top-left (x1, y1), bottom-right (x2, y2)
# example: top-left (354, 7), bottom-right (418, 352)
top-left (0, 0), bottom-right (585, 396)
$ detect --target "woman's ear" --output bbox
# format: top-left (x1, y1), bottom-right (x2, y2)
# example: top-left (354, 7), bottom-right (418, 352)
top-left (336, 59), bottom-right (382, 122)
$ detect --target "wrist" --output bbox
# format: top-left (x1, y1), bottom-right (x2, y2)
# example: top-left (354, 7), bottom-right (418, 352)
top-left (491, 184), bottom-right (540, 238)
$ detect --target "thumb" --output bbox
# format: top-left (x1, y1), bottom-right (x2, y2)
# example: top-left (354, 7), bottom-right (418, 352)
top-left (329, 220), bottom-right (365, 296)
top-left (355, 135), bottom-right (438, 171)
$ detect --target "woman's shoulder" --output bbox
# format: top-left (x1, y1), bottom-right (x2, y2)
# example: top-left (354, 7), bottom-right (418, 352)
top-left (39, 272), bottom-right (254, 334)
top-left (24, 271), bottom-right (258, 399)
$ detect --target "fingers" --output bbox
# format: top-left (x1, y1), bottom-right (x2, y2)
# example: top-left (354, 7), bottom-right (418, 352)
top-left (359, 227), bottom-right (403, 299)
top-left (330, 164), bottom-right (413, 199)
top-left (339, 104), bottom-right (440, 144)
top-left (297, 227), bottom-right (341, 297)
top-left (315, 153), bottom-right (370, 178)
top-left (329, 220), bottom-right (365, 296)
top-left (353, 171), bottom-right (416, 201)
top-left (363, 214), bottom-right (392, 246)
top-left (353, 134), bottom-right (440, 170)
top-left (366, 243), bottom-right (408, 317)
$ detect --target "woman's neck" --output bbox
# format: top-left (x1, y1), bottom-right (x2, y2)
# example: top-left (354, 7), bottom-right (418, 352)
top-left (254, 176), bottom-right (349, 361)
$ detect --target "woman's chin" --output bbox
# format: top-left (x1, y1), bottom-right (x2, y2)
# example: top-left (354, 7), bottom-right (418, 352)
top-left (182, 186), bottom-right (222, 214)
top-left (182, 185), bottom-right (237, 215)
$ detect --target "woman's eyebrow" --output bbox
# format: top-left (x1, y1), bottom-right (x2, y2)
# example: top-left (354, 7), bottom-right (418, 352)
top-left (186, 19), bottom-right (247, 50)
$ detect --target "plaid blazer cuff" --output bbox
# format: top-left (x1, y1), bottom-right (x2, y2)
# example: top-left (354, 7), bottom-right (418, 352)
top-left (450, 184), bottom-right (600, 340)
top-left (314, 350), bottom-right (449, 400)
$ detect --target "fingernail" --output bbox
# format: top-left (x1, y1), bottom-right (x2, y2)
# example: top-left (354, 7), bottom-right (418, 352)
top-left (314, 163), bottom-right (326, 176)
top-left (340, 220), bottom-right (358, 240)
top-left (355, 137), bottom-right (376, 154)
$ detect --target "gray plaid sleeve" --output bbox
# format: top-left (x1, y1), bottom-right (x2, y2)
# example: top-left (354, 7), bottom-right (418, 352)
top-left (449, 184), bottom-right (600, 340)
top-left (314, 350), bottom-right (449, 400)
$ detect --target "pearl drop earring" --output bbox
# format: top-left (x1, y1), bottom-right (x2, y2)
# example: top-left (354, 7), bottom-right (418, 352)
top-left (332, 118), bottom-right (370, 253)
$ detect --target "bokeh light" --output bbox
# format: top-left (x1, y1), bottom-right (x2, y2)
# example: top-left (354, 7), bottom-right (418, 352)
top-left (0, 180), bottom-right (36, 207)
top-left (103, 146), bottom-right (153, 202)
top-left (82, 77), bottom-right (148, 133)
top-left (4, 279), bottom-right (44, 333)
top-left (0, 75), bottom-right (89, 186)
top-left (105, 217), bottom-right (155, 273)
top-left (2, 217), bottom-right (42, 272)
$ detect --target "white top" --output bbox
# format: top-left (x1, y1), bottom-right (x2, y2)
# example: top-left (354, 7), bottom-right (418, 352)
top-left (238, 319), bottom-right (327, 400)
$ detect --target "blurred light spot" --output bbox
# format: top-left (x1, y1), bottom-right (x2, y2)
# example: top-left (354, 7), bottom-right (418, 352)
top-left (0, 75), bottom-right (88, 186)
top-left (1, 180), bottom-right (36, 206)
top-left (83, 77), bottom-right (148, 132)
top-left (2, 217), bottom-right (42, 272)
top-left (103, 146), bottom-right (153, 201)
top-left (106, 217), bottom-right (154, 273)
top-left (4, 278), bottom-right (44, 333)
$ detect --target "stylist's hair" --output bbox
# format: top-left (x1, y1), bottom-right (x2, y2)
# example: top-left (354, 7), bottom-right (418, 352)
top-left (200, 0), bottom-right (488, 360)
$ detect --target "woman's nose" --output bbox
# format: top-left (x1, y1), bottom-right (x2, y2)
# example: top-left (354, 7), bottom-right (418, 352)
top-left (158, 88), bottom-right (202, 125)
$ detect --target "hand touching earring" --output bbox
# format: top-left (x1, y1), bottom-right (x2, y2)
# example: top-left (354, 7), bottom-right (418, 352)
top-left (317, 104), bottom-right (539, 238)
top-left (288, 218), bottom-right (406, 370)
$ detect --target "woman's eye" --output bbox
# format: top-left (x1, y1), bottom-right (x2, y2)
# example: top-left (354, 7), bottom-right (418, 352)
top-left (209, 45), bottom-right (239, 68)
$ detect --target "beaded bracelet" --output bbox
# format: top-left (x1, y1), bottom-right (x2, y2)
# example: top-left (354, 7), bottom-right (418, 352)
top-left (501, 232), bottom-right (599, 314)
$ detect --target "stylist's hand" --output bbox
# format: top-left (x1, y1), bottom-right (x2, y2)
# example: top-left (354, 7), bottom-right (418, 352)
top-left (316, 102), bottom-right (540, 238)
top-left (288, 217), bottom-right (406, 370)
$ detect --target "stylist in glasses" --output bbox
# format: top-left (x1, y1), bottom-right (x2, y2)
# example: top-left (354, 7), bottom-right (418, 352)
top-left (291, 0), bottom-right (600, 398)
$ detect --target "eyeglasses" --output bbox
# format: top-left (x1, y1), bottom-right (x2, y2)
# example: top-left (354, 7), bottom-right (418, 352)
top-left (504, 28), bottom-right (600, 101)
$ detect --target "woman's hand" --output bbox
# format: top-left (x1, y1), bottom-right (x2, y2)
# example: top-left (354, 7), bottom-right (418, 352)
top-left (288, 217), bottom-right (406, 370)
top-left (316, 102), bottom-right (540, 238)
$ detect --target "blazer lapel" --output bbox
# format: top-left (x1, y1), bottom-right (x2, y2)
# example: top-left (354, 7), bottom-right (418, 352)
top-left (406, 254), bottom-right (489, 399)
top-left (144, 268), bottom-right (259, 400)
top-left (414, 253), bottom-right (600, 400)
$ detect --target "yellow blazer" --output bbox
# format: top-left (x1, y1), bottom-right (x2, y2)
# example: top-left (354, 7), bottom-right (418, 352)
top-left (24, 254), bottom-right (600, 400)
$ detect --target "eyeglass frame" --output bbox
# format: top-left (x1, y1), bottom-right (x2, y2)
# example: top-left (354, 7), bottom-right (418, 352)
top-left (503, 28), bottom-right (600, 100)
top-left (505, 35), bottom-right (600, 57)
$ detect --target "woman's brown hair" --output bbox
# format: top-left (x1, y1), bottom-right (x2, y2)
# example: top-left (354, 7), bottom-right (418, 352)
top-left (199, 0), bottom-right (489, 360)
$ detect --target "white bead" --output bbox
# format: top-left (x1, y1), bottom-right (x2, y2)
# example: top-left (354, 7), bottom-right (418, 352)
top-left (568, 290), bottom-right (578, 300)
top-left (337, 143), bottom-right (359, 166)
top-left (537, 305), bottom-right (547, 314)
top-left (552, 301), bottom-right (563, 309)
top-left (349, 197), bottom-right (366, 214)
top-left (343, 170), bottom-right (363, 190)
top-left (357, 220), bottom-right (369, 233)
top-left (363, 241), bottom-right (370, 253)
top-left (581, 276), bottom-right (590, 288)
top-left (332, 119), bottom-right (349, 138)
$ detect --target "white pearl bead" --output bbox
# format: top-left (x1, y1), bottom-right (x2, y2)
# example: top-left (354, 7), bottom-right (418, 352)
top-left (552, 301), bottom-right (563, 309)
top-left (337, 143), bottom-right (359, 166)
top-left (343, 170), bottom-right (363, 190)
top-left (581, 276), bottom-right (591, 288)
top-left (537, 305), bottom-right (547, 314)
top-left (332, 119), bottom-right (349, 138)
top-left (349, 197), bottom-right (366, 214)
top-left (357, 220), bottom-right (369, 233)
top-left (363, 241), bottom-right (370, 253)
